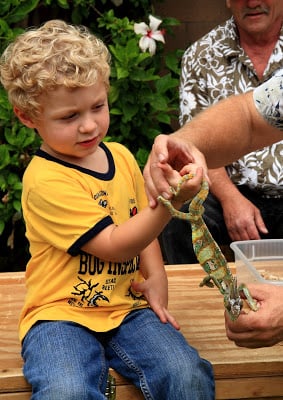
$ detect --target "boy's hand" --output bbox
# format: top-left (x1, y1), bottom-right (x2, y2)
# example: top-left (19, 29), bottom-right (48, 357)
top-left (131, 277), bottom-right (180, 330)
top-left (159, 162), bottom-right (204, 205)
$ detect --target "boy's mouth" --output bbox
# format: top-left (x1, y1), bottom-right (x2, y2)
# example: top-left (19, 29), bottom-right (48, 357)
top-left (79, 136), bottom-right (98, 147)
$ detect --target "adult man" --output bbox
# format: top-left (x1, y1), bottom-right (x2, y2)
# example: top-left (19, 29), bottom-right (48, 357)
top-left (161, 0), bottom-right (283, 264)
top-left (144, 69), bottom-right (283, 348)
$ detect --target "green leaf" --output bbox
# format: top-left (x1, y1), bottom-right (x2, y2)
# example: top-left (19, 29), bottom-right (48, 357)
top-left (162, 17), bottom-right (181, 27)
top-left (156, 113), bottom-right (171, 124)
top-left (165, 52), bottom-right (183, 74)
top-left (116, 65), bottom-right (129, 79)
top-left (150, 95), bottom-right (168, 111)
top-left (110, 108), bottom-right (123, 116)
top-left (13, 200), bottom-right (22, 212)
top-left (0, 18), bottom-right (10, 35)
top-left (108, 85), bottom-right (120, 104)
top-left (4, 0), bottom-right (40, 24)
top-left (7, 172), bottom-right (19, 186)
top-left (0, 174), bottom-right (5, 190)
top-left (0, 145), bottom-right (10, 170)
top-left (12, 181), bottom-right (23, 191)
top-left (156, 74), bottom-right (179, 94)
top-left (131, 68), bottom-right (160, 82)
top-left (135, 148), bottom-right (149, 169)
top-left (121, 102), bottom-right (139, 122)
top-left (57, 0), bottom-right (69, 9)
top-left (0, 220), bottom-right (4, 235)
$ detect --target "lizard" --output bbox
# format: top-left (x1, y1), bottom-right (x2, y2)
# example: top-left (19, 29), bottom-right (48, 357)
top-left (158, 174), bottom-right (258, 321)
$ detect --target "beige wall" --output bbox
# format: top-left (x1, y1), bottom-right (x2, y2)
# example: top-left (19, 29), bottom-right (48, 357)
top-left (153, 0), bottom-right (231, 52)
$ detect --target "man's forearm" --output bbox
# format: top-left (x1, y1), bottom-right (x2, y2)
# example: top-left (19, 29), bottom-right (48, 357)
top-left (173, 92), bottom-right (282, 168)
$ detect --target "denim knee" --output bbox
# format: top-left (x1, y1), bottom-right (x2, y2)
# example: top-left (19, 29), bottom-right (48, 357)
top-left (106, 310), bottom-right (215, 400)
top-left (38, 378), bottom-right (91, 400)
top-left (29, 372), bottom-right (107, 400)
top-left (151, 347), bottom-right (214, 400)
top-left (22, 321), bottom-right (108, 400)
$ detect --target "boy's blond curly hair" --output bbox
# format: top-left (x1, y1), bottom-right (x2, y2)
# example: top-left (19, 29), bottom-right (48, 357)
top-left (0, 19), bottom-right (111, 118)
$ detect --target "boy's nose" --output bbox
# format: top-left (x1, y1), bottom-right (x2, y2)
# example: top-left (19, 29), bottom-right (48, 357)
top-left (78, 115), bottom-right (97, 133)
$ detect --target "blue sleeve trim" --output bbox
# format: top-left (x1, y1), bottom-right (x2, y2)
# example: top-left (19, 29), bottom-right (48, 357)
top-left (68, 216), bottom-right (113, 256)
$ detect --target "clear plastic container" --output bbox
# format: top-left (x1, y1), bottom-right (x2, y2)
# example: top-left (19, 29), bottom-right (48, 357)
top-left (230, 239), bottom-right (283, 286)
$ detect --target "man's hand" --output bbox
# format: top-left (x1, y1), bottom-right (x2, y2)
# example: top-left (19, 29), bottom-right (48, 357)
top-left (225, 284), bottom-right (283, 348)
top-left (143, 134), bottom-right (208, 207)
top-left (221, 193), bottom-right (268, 241)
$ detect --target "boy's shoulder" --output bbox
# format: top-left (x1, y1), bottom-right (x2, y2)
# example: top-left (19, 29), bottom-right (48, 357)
top-left (103, 141), bottom-right (134, 159)
top-left (103, 142), bottom-right (140, 172)
top-left (104, 141), bottom-right (129, 152)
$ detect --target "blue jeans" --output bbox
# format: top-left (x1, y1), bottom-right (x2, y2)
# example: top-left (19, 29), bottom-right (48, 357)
top-left (22, 309), bottom-right (214, 399)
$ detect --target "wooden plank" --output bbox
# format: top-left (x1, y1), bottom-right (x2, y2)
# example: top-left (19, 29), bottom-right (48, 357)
top-left (115, 385), bottom-right (144, 400)
top-left (0, 394), bottom-right (31, 399)
top-left (1, 266), bottom-right (283, 399)
top-left (5, 372), bottom-right (282, 399)
top-left (0, 393), bottom-right (282, 400)
top-left (0, 370), bottom-right (29, 393)
top-left (165, 264), bottom-right (283, 379)
top-left (215, 377), bottom-right (283, 399)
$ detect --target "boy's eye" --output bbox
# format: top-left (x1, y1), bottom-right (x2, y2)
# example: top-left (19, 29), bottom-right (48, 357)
top-left (94, 103), bottom-right (104, 110)
top-left (62, 113), bottom-right (77, 120)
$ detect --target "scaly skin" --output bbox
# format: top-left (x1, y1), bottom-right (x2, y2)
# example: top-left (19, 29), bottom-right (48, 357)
top-left (158, 175), bottom-right (258, 321)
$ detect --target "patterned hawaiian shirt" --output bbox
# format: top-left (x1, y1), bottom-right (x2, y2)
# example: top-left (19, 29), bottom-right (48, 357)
top-left (254, 69), bottom-right (283, 131)
top-left (180, 17), bottom-right (283, 197)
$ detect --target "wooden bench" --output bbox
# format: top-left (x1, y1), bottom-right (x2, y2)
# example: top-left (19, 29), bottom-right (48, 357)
top-left (1, 265), bottom-right (283, 399)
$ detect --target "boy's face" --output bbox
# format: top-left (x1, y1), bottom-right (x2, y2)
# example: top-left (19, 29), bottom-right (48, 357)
top-left (16, 81), bottom-right (110, 164)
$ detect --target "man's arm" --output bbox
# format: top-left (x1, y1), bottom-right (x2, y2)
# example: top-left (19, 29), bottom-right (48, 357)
top-left (174, 92), bottom-right (282, 166)
top-left (144, 91), bottom-right (282, 205)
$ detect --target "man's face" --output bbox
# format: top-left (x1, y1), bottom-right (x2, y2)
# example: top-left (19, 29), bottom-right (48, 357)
top-left (226, 0), bottom-right (283, 35)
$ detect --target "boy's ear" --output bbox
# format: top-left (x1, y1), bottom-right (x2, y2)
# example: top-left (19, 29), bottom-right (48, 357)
top-left (13, 106), bottom-right (36, 128)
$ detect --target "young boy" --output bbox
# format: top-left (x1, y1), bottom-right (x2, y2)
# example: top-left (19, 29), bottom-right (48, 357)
top-left (0, 20), bottom-right (214, 399)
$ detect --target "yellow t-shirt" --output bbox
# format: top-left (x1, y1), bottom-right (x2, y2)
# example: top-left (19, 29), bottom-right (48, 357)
top-left (19, 142), bottom-right (149, 341)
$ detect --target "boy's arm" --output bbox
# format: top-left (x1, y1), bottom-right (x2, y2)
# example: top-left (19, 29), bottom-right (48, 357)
top-left (82, 165), bottom-right (203, 262)
top-left (132, 239), bottom-right (180, 330)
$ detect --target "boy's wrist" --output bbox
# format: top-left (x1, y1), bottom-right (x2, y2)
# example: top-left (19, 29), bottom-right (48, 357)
top-left (171, 198), bottom-right (188, 211)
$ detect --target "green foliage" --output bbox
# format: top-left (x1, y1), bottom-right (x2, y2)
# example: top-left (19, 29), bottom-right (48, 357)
top-left (0, 0), bottom-right (183, 263)
top-left (97, 10), bottom-right (182, 167)
top-left (0, 89), bottom-right (41, 234)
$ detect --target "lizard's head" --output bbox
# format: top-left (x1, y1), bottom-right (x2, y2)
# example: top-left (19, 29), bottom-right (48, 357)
top-left (224, 278), bottom-right (243, 321)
